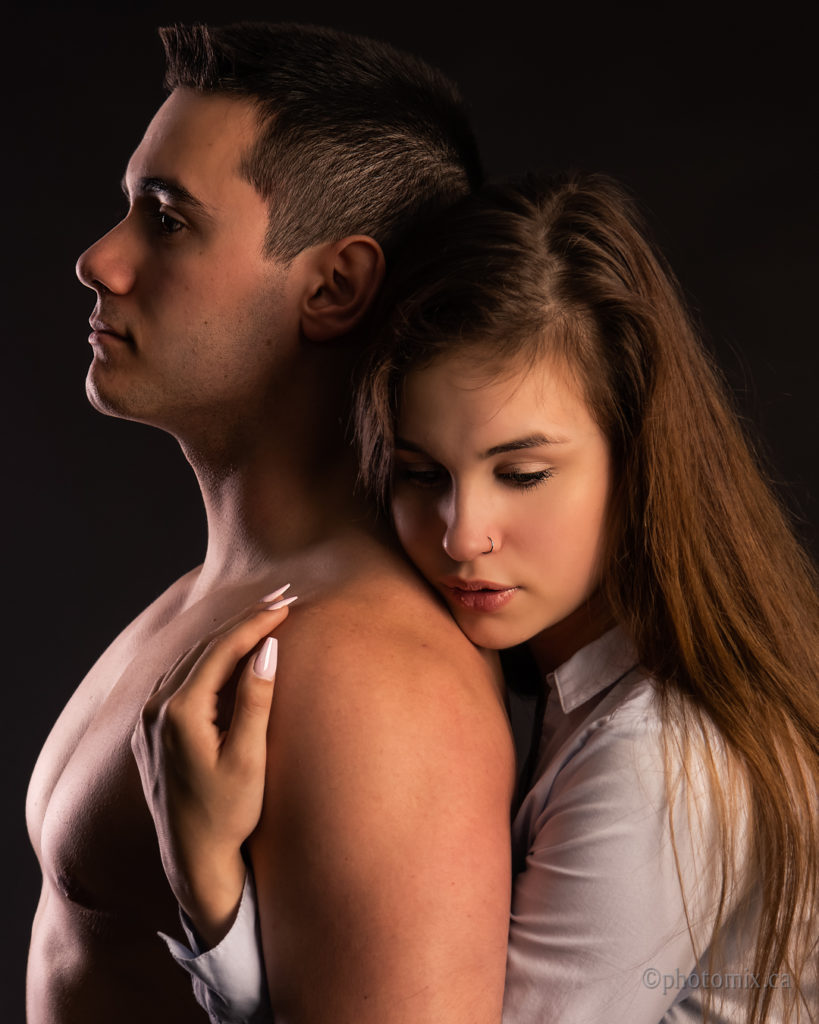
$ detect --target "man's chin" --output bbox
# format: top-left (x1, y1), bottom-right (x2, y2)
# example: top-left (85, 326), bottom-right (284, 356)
top-left (85, 370), bottom-right (145, 423)
top-left (86, 374), bottom-right (122, 418)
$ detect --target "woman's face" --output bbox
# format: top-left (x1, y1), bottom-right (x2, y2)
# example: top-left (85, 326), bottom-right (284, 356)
top-left (391, 349), bottom-right (612, 652)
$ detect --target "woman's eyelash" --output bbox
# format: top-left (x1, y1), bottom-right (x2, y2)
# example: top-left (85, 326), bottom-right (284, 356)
top-left (394, 465), bottom-right (555, 490)
top-left (394, 466), bottom-right (445, 487)
top-left (499, 469), bottom-right (554, 489)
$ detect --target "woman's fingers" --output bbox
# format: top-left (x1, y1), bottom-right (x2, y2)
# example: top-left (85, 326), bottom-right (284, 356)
top-left (141, 644), bottom-right (202, 713)
top-left (204, 583), bottom-right (294, 643)
top-left (221, 636), bottom-right (278, 768)
top-left (141, 586), bottom-right (289, 706)
top-left (167, 593), bottom-right (297, 713)
top-left (130, 586), bottom-right (298, 935)
top-left (134, 589), bottom-right (297, 783)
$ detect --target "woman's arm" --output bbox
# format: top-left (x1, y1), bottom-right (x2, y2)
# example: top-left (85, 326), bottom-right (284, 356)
top-left (132, 593), bottom-right (295, 947)
top-left (159, 869), bottom-right (270, 1024)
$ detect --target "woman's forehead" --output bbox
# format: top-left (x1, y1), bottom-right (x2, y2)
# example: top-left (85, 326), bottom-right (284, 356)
top-left (398, 347), bottom-right (596, 446)
top-left (402, 343), bottom-right (583, 403)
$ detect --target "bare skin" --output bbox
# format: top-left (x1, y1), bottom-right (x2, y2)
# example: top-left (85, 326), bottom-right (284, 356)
top-left (26, 89), bottom-right (515, 1023)
top-left (26, 571), bottom-right (290, 1022)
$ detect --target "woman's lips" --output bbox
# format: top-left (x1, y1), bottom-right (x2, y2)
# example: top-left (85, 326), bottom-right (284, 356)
top-left (443, 584), bottom-right (520, 612)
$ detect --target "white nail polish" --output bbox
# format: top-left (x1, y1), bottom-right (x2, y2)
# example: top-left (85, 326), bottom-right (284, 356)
top-left (264, 594), bottom-right (298, 611)
top-left (253, 637), bottom-right (277, 680)
top-left (261, 583), bottom-right (291, 603)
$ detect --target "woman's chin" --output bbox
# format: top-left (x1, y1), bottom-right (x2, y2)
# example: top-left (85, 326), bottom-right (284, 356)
top-left (446, 589), bottom-right (613, 657)
top-left (448, 607), bottom-right (539, 651)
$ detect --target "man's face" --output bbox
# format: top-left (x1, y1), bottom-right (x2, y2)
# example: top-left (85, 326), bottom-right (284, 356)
top-left (77, 88), bottom-right (299, 440)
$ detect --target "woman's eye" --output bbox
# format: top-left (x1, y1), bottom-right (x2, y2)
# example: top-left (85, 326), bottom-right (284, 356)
top-left (394, 464), bottom-right (446, 488)
top-left (498, 468), bottom-right (554, 490)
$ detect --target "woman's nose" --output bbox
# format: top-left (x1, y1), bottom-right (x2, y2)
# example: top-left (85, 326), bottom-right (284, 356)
top-left (441, 494), bottom-right (497, 563)
top-left (75, 219), bottom-right (137, 295)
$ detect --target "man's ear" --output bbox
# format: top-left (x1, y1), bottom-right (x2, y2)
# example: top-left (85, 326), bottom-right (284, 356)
top-left (299, 235), bottom-right (385, 342)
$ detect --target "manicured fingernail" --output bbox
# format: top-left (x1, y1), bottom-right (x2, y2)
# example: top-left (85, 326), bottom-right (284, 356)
top-left (261, 583), bottom-right (291, 602)
top-left (253, 637), bottom-right (277, 680)
top-left (264, 594), bottom-right (298, 611)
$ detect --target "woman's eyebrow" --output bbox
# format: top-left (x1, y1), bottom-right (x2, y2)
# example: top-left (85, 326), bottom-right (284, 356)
top-left (395, 434), bottom-right (566, 457)
top-left (394, 437), bottom-right (427, 453)
top-left (484, 434), bottom-right (565, 457)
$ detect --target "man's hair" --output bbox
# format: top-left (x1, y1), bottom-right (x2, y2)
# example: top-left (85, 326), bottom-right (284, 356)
top-left (160, 22), bottom-right (483, 261)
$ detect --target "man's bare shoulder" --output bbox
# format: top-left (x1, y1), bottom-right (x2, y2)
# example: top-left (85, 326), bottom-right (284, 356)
top-left (277, 537), bottom-right (507, 733)
top-left (256, 529), bottom-right (515, 855)
top-left (250, 536), bottom-right (514, 1022)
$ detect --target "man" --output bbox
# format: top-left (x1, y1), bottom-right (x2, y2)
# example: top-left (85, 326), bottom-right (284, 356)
top-left (26, 23), bottom-right (515, 1023)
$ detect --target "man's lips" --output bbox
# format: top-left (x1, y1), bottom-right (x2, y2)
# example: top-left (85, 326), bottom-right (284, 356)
top-left (440, 578), bottom-right (520, 612)
top-left (89, 317), bottom-right (132, 344)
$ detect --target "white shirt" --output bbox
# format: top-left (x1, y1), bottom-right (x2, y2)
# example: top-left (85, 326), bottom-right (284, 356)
top-left (160, 870), bottom-right (270, 1024)
top-left (165, 628), bottom-right (810, 1022)
top-left (504, 627), bottom-right (763, 1022)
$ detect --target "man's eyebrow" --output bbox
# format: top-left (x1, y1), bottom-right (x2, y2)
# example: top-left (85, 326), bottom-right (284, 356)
top-left (120, 175), bottom-right (211, 215)
top-left (484, 434), bottom-right (565, 457)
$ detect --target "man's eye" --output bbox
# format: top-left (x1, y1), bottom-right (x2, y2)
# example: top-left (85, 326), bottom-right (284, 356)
top-left (153, 210), bottom-right (185, 234)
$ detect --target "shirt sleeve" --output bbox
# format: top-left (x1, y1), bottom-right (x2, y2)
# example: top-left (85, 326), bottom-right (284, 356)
top-left (503, 697), bottom-right (730, 1024)
top-left (159, 869), bottom-right (272, 1024)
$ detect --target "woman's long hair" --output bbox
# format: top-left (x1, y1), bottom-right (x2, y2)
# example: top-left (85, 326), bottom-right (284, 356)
top-left (356, 172), bottom-right (819, 1020)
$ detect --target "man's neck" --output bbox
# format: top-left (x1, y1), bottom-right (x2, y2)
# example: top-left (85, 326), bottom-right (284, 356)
top-left (176, 354), bottom-right (372, 599)
top-left (193, 441), bottom-right (367, 591)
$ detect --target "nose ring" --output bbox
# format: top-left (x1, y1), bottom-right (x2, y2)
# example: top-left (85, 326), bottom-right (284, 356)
top-left (482, 536), bottom-right (494, 555)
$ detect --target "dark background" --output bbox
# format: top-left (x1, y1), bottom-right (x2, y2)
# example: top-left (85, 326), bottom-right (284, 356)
top-left (5, 1), bottom-right (816, 1015)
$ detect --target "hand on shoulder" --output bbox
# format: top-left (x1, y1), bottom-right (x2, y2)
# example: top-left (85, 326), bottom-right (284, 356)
top-left (131, 588), bottom-right (296, 948)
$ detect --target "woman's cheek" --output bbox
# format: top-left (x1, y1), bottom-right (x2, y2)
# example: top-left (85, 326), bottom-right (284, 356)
top-left (392, 495), bottom-right (432, 564)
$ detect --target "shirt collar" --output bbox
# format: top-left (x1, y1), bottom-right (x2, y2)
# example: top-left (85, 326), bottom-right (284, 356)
top-left (547, 626), bottom-right (639, 714)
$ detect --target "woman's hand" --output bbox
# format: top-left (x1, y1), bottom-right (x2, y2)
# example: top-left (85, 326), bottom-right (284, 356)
top-left (131, 587), bottom-right (297, 948)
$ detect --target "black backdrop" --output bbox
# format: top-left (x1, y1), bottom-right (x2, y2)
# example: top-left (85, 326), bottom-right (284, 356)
top-left (5, 2), bottom-right (817, 1015)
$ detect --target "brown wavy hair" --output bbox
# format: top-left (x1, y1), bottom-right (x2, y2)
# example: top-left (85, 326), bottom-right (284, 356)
top-left (356, 172), bottom-right (819, 1020)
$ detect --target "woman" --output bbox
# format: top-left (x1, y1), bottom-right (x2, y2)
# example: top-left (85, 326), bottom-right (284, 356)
top-left (159, 172), bottom-right (819, 1021)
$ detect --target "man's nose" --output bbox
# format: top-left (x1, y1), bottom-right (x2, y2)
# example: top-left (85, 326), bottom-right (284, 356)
top-left (76, 220), bottom-right (136, 295)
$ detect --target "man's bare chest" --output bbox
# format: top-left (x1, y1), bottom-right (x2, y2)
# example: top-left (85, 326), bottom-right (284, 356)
top-left (26, 585), bottom-right (248, 920)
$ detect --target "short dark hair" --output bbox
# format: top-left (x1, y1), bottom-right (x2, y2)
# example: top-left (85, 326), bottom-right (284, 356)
top-left (160, 22), bottom-right (483, 261)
